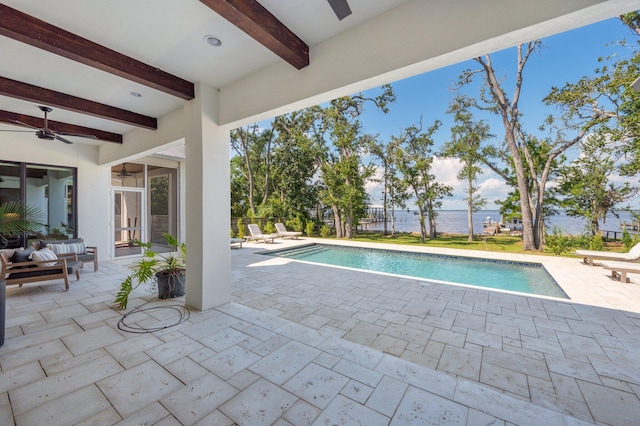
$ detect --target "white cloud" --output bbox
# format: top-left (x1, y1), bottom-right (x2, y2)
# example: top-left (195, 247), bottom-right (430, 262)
top-left (478, 177), bottom-right (510, 207)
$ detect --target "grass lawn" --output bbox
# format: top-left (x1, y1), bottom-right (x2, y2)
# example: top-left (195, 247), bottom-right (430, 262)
top-left (337, 231), bottom-right (625, 256)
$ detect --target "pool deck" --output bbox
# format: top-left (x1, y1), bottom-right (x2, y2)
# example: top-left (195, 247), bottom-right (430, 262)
top-left (2, 238), bottom-right (640, 425)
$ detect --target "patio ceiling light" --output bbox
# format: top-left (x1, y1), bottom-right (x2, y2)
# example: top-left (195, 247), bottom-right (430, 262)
top-left (203, 35), bottom-right (222, 47)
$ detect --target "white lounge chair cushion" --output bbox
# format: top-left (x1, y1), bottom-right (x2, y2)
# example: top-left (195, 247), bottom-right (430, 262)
top-left (625, 243), bottom-right (640, 260)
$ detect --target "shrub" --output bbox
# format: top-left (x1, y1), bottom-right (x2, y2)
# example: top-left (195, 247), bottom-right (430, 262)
top-left (264, 220), bottom-right (276, 234)
top-left (230, 228), bottom-right (234, 238)
top-left (305, 220), bottom-right (315, 237)
top-left (286, 216), bottom-right (304, 233)
top-left (589, 234), bottom-right (604, 251)
top-left (320, 224), bottom-right (331, 238)
top-left (545, 226), bottom-right (572, 255)
top-left (236, 218), bottom-right (245, 239)
top-left (621, 229), bottom-right (640, 251)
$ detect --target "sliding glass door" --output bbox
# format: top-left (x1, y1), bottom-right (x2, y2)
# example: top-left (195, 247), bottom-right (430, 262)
top-left (111, 162), bottom-right (178, 258)
top-left (113, 189), bottom-right (143, 257)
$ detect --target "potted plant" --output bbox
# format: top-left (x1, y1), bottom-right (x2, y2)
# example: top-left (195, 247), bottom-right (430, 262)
top-left (113, 233), bottom-right (186, 310)
top-left (0, 201), bottom-right (45, 248)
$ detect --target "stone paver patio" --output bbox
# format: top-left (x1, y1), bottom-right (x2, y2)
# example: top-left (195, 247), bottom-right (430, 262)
top-left (1, 238), bottom-right (640, 425)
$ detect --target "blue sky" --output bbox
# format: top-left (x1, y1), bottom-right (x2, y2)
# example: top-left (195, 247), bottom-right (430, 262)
top-left (355, 15), bottom-right (639, 209)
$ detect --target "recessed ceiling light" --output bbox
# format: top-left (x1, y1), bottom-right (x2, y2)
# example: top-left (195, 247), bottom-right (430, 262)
top-left (203, 35), bottom-right (222, 47)
top-left (130, 91), bottom-right (142, 98)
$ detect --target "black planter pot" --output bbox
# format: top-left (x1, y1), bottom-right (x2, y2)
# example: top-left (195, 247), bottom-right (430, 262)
top-left (156, 271), bottom-right (185, 299)
top-left (0, 279), bottom-right (5, 347)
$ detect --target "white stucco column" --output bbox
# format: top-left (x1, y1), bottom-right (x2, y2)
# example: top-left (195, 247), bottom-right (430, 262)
top-left (184, 82), bottom-right (230, 311)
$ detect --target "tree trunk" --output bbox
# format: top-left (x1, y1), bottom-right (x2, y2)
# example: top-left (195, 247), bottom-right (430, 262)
top-left (417, 206), bottom-right (427, 243)
top-left (467, 178), bottom-right (474, 242)
top-left (332, 205), bottom-right (343, 239)
top-left (514, 153), bottom-right (536, 250)
top-left (428, 210), bottom-right (437, 239)
top-left (345, 209), bottom-right (354, 239)
top-left (382, 165), bottom-right (389, 235)
top-left (390, 204), bottom-right (396, 237)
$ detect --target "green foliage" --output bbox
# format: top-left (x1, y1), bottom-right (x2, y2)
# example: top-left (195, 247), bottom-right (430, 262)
top-left (230, 228), bottom-right (234, 238)
top-left (558, 137), bottom-right (633, 236)
top-left (442, 95), bottom-right (492, 239)
top-left (236, 218), bottom-right (245, 239)
top-left (622, 228), bottom-right (640, 251)
top-left (320, 225), bottom-right (331, 238)
top-left (392, 120), bottom-right (453, 242)
top-left (286, 216), bottom-right (304, 233)
top-left (112, 233), bottom-right (186, 310)
top-left (0, 201), bottom-right (45, 237)
top-left (589, 234), bottom-right (604, 251)
top-left (544, 227), bottom-right (572, 255)
top-left (305, 220), bottom-right (315, 237)
top-left (264, 220), bottom-right (276, 234)
top-left (150, 176), bottom-right (169, 215)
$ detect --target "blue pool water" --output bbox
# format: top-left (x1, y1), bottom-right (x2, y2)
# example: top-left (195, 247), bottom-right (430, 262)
top-left (267, 244), bottom-right (567, 299)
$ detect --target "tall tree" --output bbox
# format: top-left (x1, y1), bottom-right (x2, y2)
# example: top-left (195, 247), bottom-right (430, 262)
top-left (394, 120), bottom-right (453, 242)
top-left (458, 41), bottom-right (587, 250)
top-left (312, 86), bottom-right (396, 238)
top-left (441, 96), bottom-right (491, 241)
top-left (369, 139), bottom-right (410, 236)
top-left (230, 123), bottom-right (275, 216)
top-left (270, 110), bottom-right (322, 219)
top-left (558, 136), bottom-right (635, 235)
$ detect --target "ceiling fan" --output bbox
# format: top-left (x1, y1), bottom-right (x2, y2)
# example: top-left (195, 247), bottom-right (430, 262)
top-left (0, 106), bottom-right (97, 144)
top-left (327, 0), bottom-right (352, 20)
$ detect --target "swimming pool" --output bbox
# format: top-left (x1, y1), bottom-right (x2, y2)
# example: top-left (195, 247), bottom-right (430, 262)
top-left (266, 244), bottom-right (567, 299)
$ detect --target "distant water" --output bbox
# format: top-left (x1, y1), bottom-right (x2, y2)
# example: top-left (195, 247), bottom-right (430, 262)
top-left (362, 209), bottom-right (634, 236)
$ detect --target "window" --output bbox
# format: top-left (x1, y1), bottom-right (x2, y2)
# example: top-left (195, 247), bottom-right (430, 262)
top-left (0, 161), bottom-right (77, 248)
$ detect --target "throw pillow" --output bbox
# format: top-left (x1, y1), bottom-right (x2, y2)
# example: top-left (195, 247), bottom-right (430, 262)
top-left (11, 247), bottom-right (35, 263)
top-left (46, 242), bottom-right (87, 255)
top-left (32, 248), bottom-right (58, 266)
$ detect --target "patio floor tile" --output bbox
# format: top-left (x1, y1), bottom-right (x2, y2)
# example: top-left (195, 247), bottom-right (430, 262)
top-left (4, 241), bottom-right (640, 424)
top-left (219, 378), bottom-right (297, 426)
top-left (311, 394), bottom-right (389, 426)
top-left (97, 360), bottom-right (182, 418)
top-left (160, 373), bottom-right (238, 425)
top-left (283, 363), bottom-right (350, 409)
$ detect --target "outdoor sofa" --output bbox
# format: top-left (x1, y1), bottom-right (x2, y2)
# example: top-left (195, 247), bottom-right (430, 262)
top-left (33, 238), bottom-right (98, 271)
top-left (0, 247), bottom-right (83, 291)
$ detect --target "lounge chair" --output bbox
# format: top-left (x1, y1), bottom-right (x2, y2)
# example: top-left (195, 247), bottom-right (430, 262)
top-left (275, 223), bottom-right (303, 240)
top-left (230, 238), bottom-right (244, 248)
top-left (246, 224), bottom-right (278, 243)
top-left (600, 260), bottom-right (640, 283)
top-left (575, 242), bottom-right (640, 266)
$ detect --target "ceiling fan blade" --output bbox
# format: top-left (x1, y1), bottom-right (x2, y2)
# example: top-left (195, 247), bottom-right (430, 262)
top-left (54, 134), bottom-right (74, 144)
top-left (327, 0), bottom-right (352, 20)
top-left (0, 129), bottom-right (35, 132)
top-left (57, 132), bottom-right (98, 139)
top-left (10, 120), bottom-right (40, 130)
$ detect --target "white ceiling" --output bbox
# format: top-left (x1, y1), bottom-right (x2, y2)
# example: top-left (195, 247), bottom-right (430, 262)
top-left (0, 0), bottom-right (637, 145)
top-left (0, 0), bottom-right (409, 137)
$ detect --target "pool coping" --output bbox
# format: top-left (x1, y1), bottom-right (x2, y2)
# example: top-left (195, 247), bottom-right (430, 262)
top-left (261, 242), bottom-right (569, 300)
top-left (246, 238), bottom-right (640, 314)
